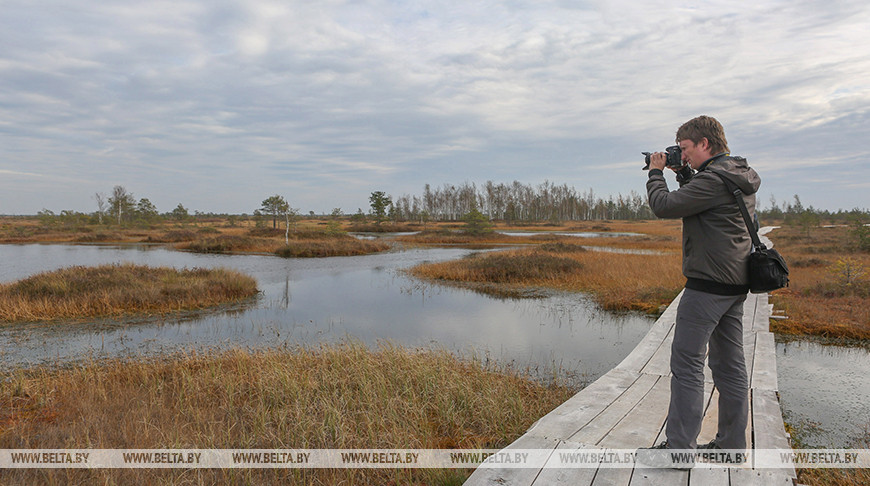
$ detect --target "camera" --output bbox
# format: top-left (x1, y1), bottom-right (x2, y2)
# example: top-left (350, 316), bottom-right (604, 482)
top-left (642, 145), bottom-right (683, 170)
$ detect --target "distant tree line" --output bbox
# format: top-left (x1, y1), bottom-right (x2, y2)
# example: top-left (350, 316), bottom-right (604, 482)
top-left (757, 194), bottom-right (869, 225)
top-left (758, 194), bottom-right (870, 250)
top-left (35, 186), bottom-right (193, 228)
top-left (34, 185), bottom-right (239, 229)
top-left (389, 181), bottom-right (655, 223)
top-left (26, 183), bottom-right (870, 239)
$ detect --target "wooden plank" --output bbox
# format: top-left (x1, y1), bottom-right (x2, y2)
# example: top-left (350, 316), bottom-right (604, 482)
top-left (598, 376), bottom-right (670, 449)
top-left (752, 389), bottom-right (796, 478)
top-left (628, 467), bottom-right (689, 486)
top-left (526, 368), bottom-right (640, 440)
top-left (728, 468), bottom-right (794, 485)
top-left (688, 466), bottom-right (729, 486)
top-left (697, 387), bottom-right (720, 445)
top-left (743, 295), bottom-right (758, 343)
top-left (616, 320), bottom-right (675, 374)
top-left (463, 435), bottom-right (560, 486)
top-left (742, 326), bottom-right (757, 385)
top-left (532, 440), bottom-right (601, 485)
top-left (589, 465), bottom-right (634, 486)
top-left (615, 291), bottom-right (681, 373)
top-left (750, 332), bottom-right (778, 391)
top-left (638, 324), bottom-right (675, 377)
top-left (703, 355), bottom-right (713, 384)
top-left (752, 293), bottom-right (770, 332)
top-left (568, 373), bottom-right (659, 445)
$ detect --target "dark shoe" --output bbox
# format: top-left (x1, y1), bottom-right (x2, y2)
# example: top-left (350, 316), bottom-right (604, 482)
top-left (635, 441), bottom-right (694, 470)
top-left (695, 441), bottom-right (747, 465)
top-left (697, 440), bottom-right (719, 450)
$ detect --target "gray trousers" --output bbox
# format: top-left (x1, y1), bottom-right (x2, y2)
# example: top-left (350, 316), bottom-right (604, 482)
top-left (666, 288), bottom-right (749, 450)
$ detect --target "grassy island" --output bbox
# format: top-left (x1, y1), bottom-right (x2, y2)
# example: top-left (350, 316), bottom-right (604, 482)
top-left (176, 230), bottom-right (391, 258)
top-left (0, 341), bottom-right (574, 485)
top-left (0, 264), bottom-right (259, 322)
top-left (410, 242), bottom-right (684, 314)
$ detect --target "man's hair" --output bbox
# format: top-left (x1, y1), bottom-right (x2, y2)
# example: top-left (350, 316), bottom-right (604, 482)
top-left (676, 115), bottom-right (729, 154)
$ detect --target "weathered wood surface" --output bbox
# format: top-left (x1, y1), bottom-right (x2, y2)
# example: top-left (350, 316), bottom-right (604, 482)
top-left (464, 231), bottom-right (796, 485)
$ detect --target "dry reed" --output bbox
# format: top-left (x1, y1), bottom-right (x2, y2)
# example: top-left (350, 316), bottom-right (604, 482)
top-left (765, 225), bottom-right (870, 340)
top-left (177, 233), bottom-right (391, 258)
top-left (797, 468), bottom-right (870, 486)
top-left (410, 246), bottom-right (683, 313)
top-left (0, 264), bottom-right (259, 322)
top-left (0, 341), bottom-right (575, 485)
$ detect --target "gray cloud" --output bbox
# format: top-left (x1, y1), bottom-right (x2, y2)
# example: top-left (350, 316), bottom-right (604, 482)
top-left (1, 0), bottom-right (868, 214)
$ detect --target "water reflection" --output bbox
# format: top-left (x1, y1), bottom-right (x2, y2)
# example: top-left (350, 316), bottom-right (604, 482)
top-left (776, 339), bottom-right (870, 447)
top-left (0, 244), bottom-right (653, 387)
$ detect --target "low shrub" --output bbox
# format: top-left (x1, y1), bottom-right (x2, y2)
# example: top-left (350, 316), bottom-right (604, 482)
top-left (274, 239), bottom-right (390, 258)
top-left (539, 242), bottom-right (588, 253)
top-left (464, 252), bottom-right (583, 283)
top-left (246, 227), bottom-right (285, 237)
top-left (147, 230), bottom-right (197, 243)
top-left (181, 235), bottom-right (273, 253)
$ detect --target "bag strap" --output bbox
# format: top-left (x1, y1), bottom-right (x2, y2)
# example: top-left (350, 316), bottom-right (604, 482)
top-left (711, 171), bottom-right (764, 249)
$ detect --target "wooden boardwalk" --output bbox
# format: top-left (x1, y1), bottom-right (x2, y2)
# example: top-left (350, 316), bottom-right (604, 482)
top-left (465, 233), bottom-right (797, 485)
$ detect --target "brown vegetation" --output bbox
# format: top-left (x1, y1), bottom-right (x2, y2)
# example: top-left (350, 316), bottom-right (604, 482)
top-left (395, 228), bottom-right (522, 246)
top-left (0, 341), bottom-right (574, 485)
top-left (0, 264), bottom-right (259, 322)
top-left (766, 224), bottom-right (870, 341)
top-left (274, 238), bottom-right (390, 258)
top-left (175, 235), bottom-right (278, 253)
top-left (346, 222), bottom-right (424, 233)
top-left (410, 244), bottom-right (684, 314)
top-left (798, 468), bottom-right (870, 486)
top-left (176, 232), bottom-right (391, 258)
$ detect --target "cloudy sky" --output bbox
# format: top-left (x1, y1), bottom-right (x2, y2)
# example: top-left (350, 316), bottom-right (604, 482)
top-left (2, 0), bottom-right (868, 215)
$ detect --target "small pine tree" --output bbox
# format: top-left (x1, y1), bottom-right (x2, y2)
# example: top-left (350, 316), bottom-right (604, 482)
top-left (462, 208), bottom-right (493, 236)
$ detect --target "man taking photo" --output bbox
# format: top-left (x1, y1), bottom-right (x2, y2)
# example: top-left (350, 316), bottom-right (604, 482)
top-left (638, 115), bottom-right (761, 469)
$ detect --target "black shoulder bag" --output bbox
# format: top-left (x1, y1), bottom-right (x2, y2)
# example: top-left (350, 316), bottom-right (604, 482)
top-left (712, 172), bottom-right (789, 293)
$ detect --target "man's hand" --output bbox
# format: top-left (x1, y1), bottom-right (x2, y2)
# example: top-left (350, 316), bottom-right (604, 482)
top-left (649, 152), bottom-right (667, 171)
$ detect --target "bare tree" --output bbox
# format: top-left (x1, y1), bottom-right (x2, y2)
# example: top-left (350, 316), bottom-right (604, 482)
top-left (93, 192), bottom-right (107, 224)
top-left (108, 185), bottom-right (135, 225)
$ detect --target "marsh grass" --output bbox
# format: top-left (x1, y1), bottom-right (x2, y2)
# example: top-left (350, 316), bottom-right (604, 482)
top-left (796, 469), bottom-right (870, 486)
top-left (0, 264), bottom-right (258, 322)
top-left (347, 223), bottom-right (423, 233)
top-left (176, 235), bottom-right (277, 253)
top-left (0, 341), bottom-right (575, 485)
top-left (462, 252), bottom-right (583, 283)
top-left (766, 225), bottom-right (870, 340)
top-left (396, 229), bottom-right (520, 246)
top-left (274, 238), bottom-right (391, 258)
top-left (146, 229), bottom-right (199, 243)
top-left (410, 245), bottom-right (683, 313)
top-left (178, 233), bottom-right (391, 258)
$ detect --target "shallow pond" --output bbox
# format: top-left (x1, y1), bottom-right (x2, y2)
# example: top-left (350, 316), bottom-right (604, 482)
top-left (776, 339), bottom-right (870, 447)
top-left (0, 243), bottom-right (651, 386)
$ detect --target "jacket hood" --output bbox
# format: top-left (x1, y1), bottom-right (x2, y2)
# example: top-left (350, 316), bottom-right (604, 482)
top-left (706, 155), bottom-right (761, 196)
